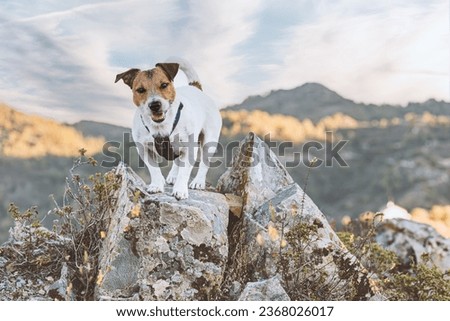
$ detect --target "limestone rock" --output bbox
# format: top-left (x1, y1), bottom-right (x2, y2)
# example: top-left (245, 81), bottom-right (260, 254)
top-left (47, 263), bottom-right (72, 301)
top-left (95, 163), bottom-right (229, 300)
top-left (217, 132), bottom-right (294, 214)
top-left (220, 133), bottom-right (378, 300)
top-left (376, 218), bottom-right (450, 272)
top-left (238, 275), bottom-right (290, 301)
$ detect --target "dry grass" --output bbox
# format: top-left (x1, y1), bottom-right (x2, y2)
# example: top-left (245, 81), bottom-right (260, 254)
top-left (221, 110), bottom-right (359, 143)
top-left (0, 104), bottom-right (104, 158)
top-left (221, 109), bottom-right (450, 143)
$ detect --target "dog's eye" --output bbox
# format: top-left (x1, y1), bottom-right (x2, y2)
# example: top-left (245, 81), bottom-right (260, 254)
top-left (160, 83), bottom-right (169, 89)
top-left (136, 87), bottom-right (146, 94)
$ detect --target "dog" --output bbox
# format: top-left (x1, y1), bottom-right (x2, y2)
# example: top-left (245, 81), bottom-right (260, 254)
top-left (115, 58), bottom-right (222, 200)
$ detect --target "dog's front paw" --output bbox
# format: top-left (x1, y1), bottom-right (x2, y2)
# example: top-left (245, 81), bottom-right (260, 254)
top-left (146, 184), bottom-right (164, 194)
top-left (189, 178), bottom-right (205, 190)
top-left (172, 186), bottom-right (188, 200)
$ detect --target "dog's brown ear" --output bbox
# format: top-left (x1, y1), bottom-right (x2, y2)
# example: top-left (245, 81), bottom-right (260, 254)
top-left (115, 68), bottom-right (140, 89)
top-left (155, 63), bottom-right (179, 82)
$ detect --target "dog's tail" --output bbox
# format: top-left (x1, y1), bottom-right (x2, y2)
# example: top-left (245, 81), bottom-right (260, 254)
top-left (166, 57), bottom-right (203, 91)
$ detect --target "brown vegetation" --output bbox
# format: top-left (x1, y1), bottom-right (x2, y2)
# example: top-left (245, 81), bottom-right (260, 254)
top-left (411, 205), bottom-right (450, 238)
top-left (0, 104), bottom-right (104, 158)
top-left (221, 110), bottom-right (359, 142)
top-left (221, 109), bottom-right (450, 143)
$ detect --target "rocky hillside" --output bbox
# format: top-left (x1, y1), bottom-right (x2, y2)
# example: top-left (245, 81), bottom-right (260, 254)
top-left (0, 104), bottom-right (104, 158)
top-left (1, 134), bottom-right (448, 301)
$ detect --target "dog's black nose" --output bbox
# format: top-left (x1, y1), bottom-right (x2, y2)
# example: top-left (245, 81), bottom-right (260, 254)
top-left (149, 101), bottom-right (162, 112)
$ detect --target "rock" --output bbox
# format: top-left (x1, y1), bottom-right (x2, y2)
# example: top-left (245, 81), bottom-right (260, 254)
top-left (225, 194), bottom-right (243, 218)
top-left (376, 218), bottom-right (450, 272)
top-left (0, 257), bottom-right (7, 268)
top-left (217, 132), bottom-right (294, 214)
top-left (219, 133), bottom-right (379, 300)
top-left (47, 263), bottom-right (72, 301)
top-left (95, 163), bottom-right (229, 300)
top-left (238, 275), bottom-right (290, 301)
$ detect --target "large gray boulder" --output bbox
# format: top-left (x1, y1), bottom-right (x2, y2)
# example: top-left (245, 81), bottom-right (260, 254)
top-left (376, 218), bottom-right (450, 272)
top-left (95, 163), bottom-right (229, 300)
top-left (219, 133), bottom-right (379, 300)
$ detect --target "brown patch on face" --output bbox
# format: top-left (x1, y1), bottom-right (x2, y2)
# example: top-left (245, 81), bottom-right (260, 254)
top-left (131, 68), bottom-right (176, 107)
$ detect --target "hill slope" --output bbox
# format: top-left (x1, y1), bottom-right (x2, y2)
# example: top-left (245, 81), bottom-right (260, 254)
top-left (226, 83), bottom-right (450, 122)
top-left (0, 104), bottom-right (104, 158)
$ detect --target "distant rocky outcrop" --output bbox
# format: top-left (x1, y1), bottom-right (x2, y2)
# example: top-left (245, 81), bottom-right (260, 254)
top-left (376, 219), bottom-right (450, 272)
top-left (1, 133), bottom-right (447, 300)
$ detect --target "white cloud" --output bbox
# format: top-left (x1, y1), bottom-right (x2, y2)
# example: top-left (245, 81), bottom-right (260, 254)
top-left (264, 0), bottom-right (449, 105)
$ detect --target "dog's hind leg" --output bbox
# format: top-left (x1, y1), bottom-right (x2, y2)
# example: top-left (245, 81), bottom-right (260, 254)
top-left (172, 147), bottom-right (197, 200)
top-left (166, 162), bottom-right (179, 185)
top-left (189, 129), bottom-right (219, 190)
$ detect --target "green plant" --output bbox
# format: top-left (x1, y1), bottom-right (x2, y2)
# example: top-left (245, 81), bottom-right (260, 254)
top-left (337, 218), bottom-right (450, 301)
top-left (384, 255), bottom-right (450, 300)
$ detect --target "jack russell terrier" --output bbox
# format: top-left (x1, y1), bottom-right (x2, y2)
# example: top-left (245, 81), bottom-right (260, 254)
top-left (115, 58), bottom-right (221, 200)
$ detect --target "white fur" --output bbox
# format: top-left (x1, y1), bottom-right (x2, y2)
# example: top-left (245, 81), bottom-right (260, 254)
top-left (131, 60), bottom-right (221, 200)
top-left (166, 56), bottom-right (201, 84)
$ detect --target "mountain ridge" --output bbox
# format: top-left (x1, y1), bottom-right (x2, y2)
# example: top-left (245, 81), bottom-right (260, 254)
top-left (226, 82), bottom-right (450, 122)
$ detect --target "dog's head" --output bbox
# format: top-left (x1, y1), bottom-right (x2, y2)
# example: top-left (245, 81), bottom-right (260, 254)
top-left (115, 63), bottom-right (179, 123)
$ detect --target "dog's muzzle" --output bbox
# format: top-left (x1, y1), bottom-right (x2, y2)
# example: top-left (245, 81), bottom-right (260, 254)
top-left (149, 101), bottom-right (165, 123)
top-left (149, 101), bottom-right (162, 112)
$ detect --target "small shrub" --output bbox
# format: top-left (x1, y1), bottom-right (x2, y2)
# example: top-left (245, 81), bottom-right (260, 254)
top-left (338, 218), bottom-right (450, 301)
top-left (384, 255), bottom-right (450, 301)
top-left (51, 152), bottom-right (121, 300)
top-left (3, 204), bottom-right (65, 285)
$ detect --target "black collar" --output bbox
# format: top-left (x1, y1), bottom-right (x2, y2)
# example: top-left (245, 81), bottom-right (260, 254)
top-left (140, 102), bottom-right (184, 135)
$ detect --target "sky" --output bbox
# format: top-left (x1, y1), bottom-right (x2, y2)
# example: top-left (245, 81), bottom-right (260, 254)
top-left (0, 0), bottom-right (448, 126)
